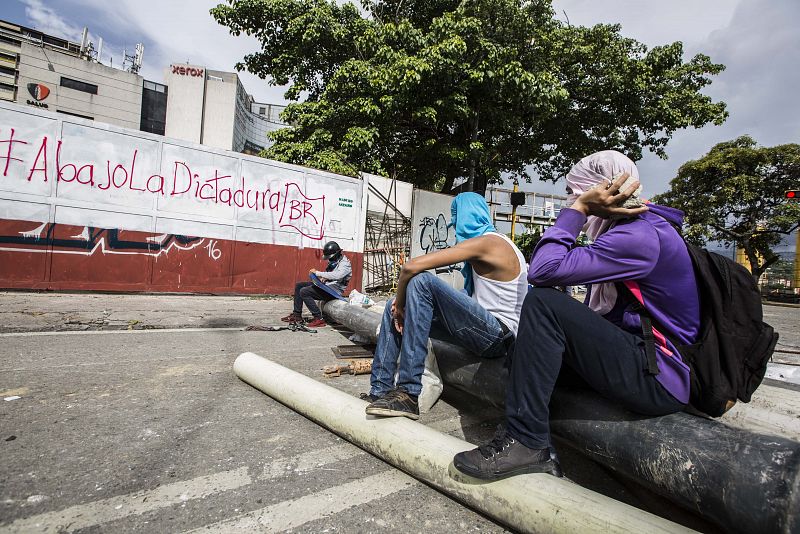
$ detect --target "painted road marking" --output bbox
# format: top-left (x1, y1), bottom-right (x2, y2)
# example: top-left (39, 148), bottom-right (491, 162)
top-left (0, 412), bottom-right (495, 532)
top-left (0, 328), bottom-right (244, 338)
top-left (183, 469), bottom-right (416, 533)
top-left (0, 441), bottom-right (376, 532)
top-left (0, 467), bottom-right (252, 534)
top-left (262, 442), bottom-right (357, 479)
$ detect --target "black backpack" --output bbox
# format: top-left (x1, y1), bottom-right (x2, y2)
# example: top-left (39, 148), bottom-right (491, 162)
top-left (628, 235), bottom-right (779, 418)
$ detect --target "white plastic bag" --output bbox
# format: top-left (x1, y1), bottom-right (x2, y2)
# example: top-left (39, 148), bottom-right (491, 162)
top-left (349, 289), bottom-right (376, 308)
top-left (418, 340), bottom-right (443, 413)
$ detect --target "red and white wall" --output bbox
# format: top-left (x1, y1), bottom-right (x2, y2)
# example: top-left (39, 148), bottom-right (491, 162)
top-left (0, 102), bottom-right (366, 295)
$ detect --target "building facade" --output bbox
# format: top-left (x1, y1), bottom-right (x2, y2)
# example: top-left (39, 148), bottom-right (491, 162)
top-left (1, 19), bottom-right (146, 130)
top-left (164, 63), bottom-right (286, 154)
top-left (1, 19), bottom-right (287, 156)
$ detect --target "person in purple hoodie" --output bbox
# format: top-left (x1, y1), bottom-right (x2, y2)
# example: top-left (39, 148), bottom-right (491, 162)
top-left (453, 150), bottom-right (700, 480)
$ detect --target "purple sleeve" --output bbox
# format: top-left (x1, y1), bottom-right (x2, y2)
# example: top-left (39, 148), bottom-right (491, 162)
top-left (528, 208), bottom-right (660, 286)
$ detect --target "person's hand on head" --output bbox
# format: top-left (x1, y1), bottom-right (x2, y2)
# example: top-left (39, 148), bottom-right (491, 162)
top-left (570, 172), bottom-right (649, 219)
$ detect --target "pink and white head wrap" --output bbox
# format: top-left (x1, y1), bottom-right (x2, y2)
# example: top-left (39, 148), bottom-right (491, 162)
top-left (565, 150), bottom-right (641, 315)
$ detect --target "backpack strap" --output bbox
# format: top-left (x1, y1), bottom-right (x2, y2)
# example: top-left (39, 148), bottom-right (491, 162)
top-left (621, 280), bottom-right (666, 376)
top-left (637, 308), bottom-right (660, 375)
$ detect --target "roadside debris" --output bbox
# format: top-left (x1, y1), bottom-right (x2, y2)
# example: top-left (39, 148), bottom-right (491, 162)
top-left (348, 289), bottom-right (375, 308)
top-left (323, 359), bottom-right (373, 377)
top-left (245, 323), bottom-right (317, 333)
top-left (331, 344), bottom-right (375, 359)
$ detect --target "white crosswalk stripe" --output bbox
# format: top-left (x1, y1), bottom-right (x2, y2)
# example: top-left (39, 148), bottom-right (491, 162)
top-left (183, 469), bottom-right (416, 533)
top-left (0, 411), bottom-right (499, 533)
top-left (0, 467), bottom-right (252, 534)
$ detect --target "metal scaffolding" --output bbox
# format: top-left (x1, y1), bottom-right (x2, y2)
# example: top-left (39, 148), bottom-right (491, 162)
top-left (362, 182), bottom-right (412, 292)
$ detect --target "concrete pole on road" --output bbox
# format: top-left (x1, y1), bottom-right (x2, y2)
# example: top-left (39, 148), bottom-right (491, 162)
top-left (234, 352), bottom-right (693, 534)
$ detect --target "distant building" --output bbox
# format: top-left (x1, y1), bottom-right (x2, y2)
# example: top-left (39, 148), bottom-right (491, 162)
top-left (0, 19), bottom-right (151, 131)
top-left (164, 63), bottom-right (287, 154)
top-left (0, 18), bottom-right (287, 154)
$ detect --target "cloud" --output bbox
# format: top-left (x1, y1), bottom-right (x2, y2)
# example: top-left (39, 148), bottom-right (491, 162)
top-left (21, 0), bottom-right (86, 42)
top-left (20, 0), bottom-right (124, 69)
top-left (698, 0), bottom-right (800, 146)
top-left (553, 0), bottom-right (739, 49)
top-left (67, 0), bottom-right (289, 104)
top-left (17, 0), bottom-right (289, 103)
top-left (16, 0), bottom-right (799, 198)
top-left (545, 0), bottom-right (800, 196)
top-left (637, 0), bottom-right (800, 194)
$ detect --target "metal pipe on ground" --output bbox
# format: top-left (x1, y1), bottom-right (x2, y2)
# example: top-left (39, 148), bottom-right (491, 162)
top-left (234, 352), bottom-right (692, 533)
top-left (322, 299), bottom-right (800, 534)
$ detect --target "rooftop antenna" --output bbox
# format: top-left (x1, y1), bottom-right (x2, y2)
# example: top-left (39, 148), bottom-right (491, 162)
top-left (134, 43), bottom-right (144, 72)
top-left (85, 41), bottom-right (96, 62)
top-left (79, 27), bottom-right (88, 57)
top-left (96, 37), bottom-right (103, 63)
top-left (122, 43), bottom-right (144, 74)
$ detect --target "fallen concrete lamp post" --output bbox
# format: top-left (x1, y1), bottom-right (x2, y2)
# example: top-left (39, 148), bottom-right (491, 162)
top-left (234, 352), bottom-right (692, 533)
top-left (322, 299), bottom-right (800, 534)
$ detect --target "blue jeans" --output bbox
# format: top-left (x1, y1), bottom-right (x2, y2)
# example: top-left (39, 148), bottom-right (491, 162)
top-left (370, 272), bottom-right (508, 397)
top-left (292, 282), bottom-right (333, 318)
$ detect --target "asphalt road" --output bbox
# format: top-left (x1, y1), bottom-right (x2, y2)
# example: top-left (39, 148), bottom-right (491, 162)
top-left (0, 294), bottom-right (797, 532)
top-left (0, 326), bottom-right (517, 533)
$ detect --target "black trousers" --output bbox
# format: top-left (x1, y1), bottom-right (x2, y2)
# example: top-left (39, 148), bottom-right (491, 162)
top-left (506, 287), bottom-right (685, 449)
top-left (292, 282), bottom-right (333, 318)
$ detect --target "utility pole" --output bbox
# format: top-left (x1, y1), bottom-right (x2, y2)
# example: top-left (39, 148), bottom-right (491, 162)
top-left (510, 178), bottom-right (524, 240)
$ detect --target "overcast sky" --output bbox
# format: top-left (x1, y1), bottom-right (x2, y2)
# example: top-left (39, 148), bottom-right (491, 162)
top-left (5, 0), bottom-right (799, 196)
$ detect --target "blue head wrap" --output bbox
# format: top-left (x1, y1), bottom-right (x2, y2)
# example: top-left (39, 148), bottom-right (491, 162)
top-left (450, 192), bottom-right (496, 296)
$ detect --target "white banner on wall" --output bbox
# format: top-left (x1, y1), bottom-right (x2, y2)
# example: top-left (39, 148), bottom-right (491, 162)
top-left (0, 102), bottom-right (366, 252)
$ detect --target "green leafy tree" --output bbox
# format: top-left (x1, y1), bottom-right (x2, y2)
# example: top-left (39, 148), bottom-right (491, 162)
top-left (512, 226), bottom-right (542, 261)
top-left (652, 136), bottom-right (800, 282)
top-left (212, 0), bottom-right (727, 193)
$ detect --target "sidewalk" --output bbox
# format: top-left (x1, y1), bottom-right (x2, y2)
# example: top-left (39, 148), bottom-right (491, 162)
top-left (1, 291), bottom-right (797, 362)
top-left (0, 291), bottom-right (292, 333)
top-left (4, 289), bottom-right (796, 390)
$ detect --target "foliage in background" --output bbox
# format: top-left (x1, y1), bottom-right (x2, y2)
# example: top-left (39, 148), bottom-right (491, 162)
top-left (762, 260), bottom-right (796, 289)
top-left (212, 0), bottom-right (727, 192)
top-left (512, 225), bottom-right (589, 262)
top-left (652, 136), bottom-right (800, 282)
top-left (512, 227), bottom-right (542, 261)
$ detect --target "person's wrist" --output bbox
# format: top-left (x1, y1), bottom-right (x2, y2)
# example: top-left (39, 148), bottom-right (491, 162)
top-left (570, 200), bottom-right (590, 216)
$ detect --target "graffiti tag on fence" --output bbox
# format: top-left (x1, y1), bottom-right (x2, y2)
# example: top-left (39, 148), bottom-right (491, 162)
top-left (0, 222), bottom-right (211, 259)
top-left (0, 127), bottom-right (327, 240)
top-left (419, 213), bottom-right (451, 254)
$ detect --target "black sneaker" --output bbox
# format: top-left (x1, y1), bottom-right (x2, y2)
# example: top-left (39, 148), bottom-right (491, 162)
top-left (359, 392), bottom-right (380, 402)
top-left (548, 446), bottom-right (564, 478)
top-left (453, 425), bottom-right (554, 480)
top-left (365, 388), bottom-right (419, 420)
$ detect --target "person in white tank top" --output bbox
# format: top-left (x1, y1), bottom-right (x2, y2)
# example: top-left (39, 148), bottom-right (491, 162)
top-left (364, 193), bottom-right (528, 420)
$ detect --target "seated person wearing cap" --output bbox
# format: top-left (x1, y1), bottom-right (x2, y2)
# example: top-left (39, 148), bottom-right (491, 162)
top-left (281, 241), bottom-right (352, 328)
top-left (362, 192), bottom-right (528, 419)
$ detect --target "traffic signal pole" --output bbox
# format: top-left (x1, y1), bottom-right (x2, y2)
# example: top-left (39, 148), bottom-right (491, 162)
top-left (510, 179), bottom-right (519, 240)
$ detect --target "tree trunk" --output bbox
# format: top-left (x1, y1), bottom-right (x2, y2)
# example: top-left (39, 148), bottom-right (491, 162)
top-left (742, 243), bottom-right (763, 286)
top-left (440, 175), bottom-right (455, 194)
top-left (749, 253), bottom-right (780, 286)
top-left (473, 173), bottom-right (488, 197)
top-left (465, 114), bottom-right (479, 192)
top-left (742, 243), bottom-right (779, 286)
